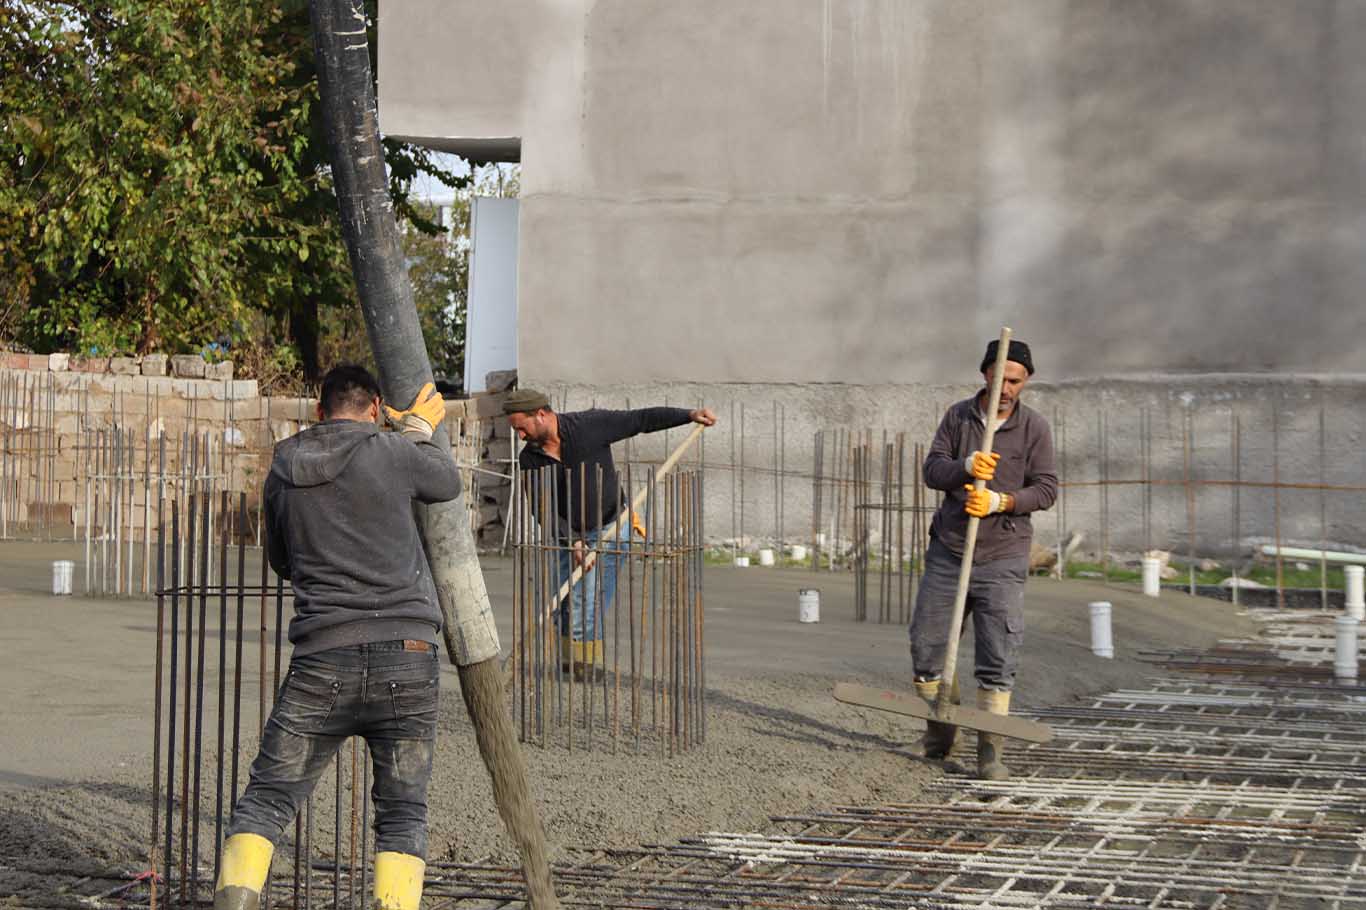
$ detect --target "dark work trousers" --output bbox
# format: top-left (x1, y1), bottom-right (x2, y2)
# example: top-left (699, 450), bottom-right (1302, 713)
top-left (226, 640), bottom-right (439, 859)
top-left (909, 537), bottom-right (1028, 691)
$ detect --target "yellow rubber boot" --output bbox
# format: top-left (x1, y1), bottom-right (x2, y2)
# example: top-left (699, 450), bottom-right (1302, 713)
top-left (213, 833), bottom-right (274, 910)
top-left (568, 638), bottom-right (603, 680)
top-left (914, 678), bottom-right (959, 759)
top-left (976, 688), bottom-right (1012, 781)
top-left (374, 851), bottom-right (426, 910)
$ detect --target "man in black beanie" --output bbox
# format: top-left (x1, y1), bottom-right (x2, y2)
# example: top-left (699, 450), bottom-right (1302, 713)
top-left (908, 339), bottom-right (1057, 780)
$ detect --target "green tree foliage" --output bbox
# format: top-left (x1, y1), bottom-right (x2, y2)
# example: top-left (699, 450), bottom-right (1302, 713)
top-left (0, 0), bottom-right (463, 383)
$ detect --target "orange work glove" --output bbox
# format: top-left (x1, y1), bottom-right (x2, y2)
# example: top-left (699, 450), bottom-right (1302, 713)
top-left (384, 382), bottom-right (446, 439)
top-left (963, 485), bottom-right (1006, 518)
top-left (964, 450), bottom-right (1000, 481)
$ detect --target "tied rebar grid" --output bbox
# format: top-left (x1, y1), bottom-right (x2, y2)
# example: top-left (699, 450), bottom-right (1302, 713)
top-left (510, 464), bottom-right (706, 755)
top-left (432, 608), bottom-right (1364, 909)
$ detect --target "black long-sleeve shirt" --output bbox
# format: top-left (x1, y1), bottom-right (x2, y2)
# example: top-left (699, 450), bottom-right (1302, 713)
top-left (518, 407), bottom-right (693, 536)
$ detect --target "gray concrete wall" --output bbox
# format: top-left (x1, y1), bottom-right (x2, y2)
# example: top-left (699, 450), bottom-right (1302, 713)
top-left (535, 375), bottom-right (1366, 562)
top-left (380, 1), bottom-right (1366, 384)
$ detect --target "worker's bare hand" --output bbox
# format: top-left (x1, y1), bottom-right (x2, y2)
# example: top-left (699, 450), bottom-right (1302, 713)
top-left (689, 408), bottom-right (717, 427)
top-left (571, 539), bottom-right (586, 568)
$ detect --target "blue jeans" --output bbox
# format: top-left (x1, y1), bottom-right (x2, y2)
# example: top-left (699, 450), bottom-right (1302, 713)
top-left (226, 640), bottom-right (439, 858)
top-left (555, 521), bottom-right (631, 641)
top-left (909, 537), bottom-right (1028, 691)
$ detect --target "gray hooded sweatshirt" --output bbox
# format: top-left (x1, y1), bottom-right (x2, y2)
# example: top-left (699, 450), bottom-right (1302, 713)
top-left (264, 419), bottom-right (461, 655)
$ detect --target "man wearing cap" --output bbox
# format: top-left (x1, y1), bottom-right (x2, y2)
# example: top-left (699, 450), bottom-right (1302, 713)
top-left (909, 339), bottom-right (1057, 780)
top-left (504, 390), bottom-right (717, 673)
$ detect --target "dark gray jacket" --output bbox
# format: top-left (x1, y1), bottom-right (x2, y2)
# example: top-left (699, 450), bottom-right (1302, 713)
top-left (924, 395), bottom-right (1057, 564)
top-left (264, 420), bottom-right (461, 655)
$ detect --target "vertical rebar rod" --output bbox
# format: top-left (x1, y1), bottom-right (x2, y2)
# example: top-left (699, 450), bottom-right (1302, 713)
top-left (1143, 407), bottom-right (1152, 554)
top-left (333, 749), bottom-right (342, 909)
top-left (191, 492), bottom-right (211, 904)
top-left (144, 382), bottom-right (153, 593)
top-left (896, 433), bottom-right (906, 624)
top-left (1232, 412), bottom-right (1242, 607)
top-left (165, 502), bottom-right (179, 902)
top-left (612, 467), bottom-right (623, 752)
top-left (589, 463), bottom-right (603, 748)
top-left (729, 400), bottom-right (736, 549)
top-left (1319, 403), bottom-right (1328, 611)
top-left (1273, 400), bottom-right (1284, 609)
top-left (1059, 418), bottom-right (1068, 579)
top-left (738, 402), bottom-right (745, 555)
top-left (360, 747), bottom-right (370, 906)
top-left (179, 493), bottom-right (196, 907)
top-left (231, 494), bottom-right (246, 808)
top-left (778, 404), bottom-right (785, 555)
top-left (1100, 410), bottom-right (1109, 585)
top-left (214, 491), bottom-right (229, 865)
top-left (1183, 411), bottom-right (1194, 596)
top-left (350, 737), bottom-right (360, 909)
top-left (773, 402), bottom-right (779, 552)
top-left (259, 527), bottom-right (269, 735)
top-left (152, 502), bottom-right (166, 909)
top-left (812, 430), bottom-right (822, 572)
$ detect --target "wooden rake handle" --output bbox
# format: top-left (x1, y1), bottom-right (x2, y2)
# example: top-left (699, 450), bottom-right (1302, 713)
top-left (936, 326), bottom-right (1012, 715)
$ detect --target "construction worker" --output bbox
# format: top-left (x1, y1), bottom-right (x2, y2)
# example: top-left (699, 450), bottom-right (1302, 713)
top-left (504, 390), bottom-right (716, 673)
top-left (909, 340), bottom-right (1057, 780)
top-left (212, 365), bottom-right (455, 910)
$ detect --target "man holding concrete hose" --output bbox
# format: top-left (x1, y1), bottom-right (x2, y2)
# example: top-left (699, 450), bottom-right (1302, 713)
top-left (504, 389), bottom-right (716, 675)
top-left (909, 340), bottom-right (1057, 780)
top-left (212, 365), bottom-right (455, 910)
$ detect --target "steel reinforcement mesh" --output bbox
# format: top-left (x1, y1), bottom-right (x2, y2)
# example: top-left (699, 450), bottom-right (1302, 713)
top-left (429, 607), bottom-right (1365, 909)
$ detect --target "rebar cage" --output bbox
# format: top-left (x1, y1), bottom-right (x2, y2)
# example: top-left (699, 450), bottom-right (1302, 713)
top-left (510, 463), bottom-right (707, 754)
top-left (150, 493), bottom-right (384, 909)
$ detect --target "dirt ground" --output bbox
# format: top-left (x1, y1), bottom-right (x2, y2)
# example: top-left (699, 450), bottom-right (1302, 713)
top-left (0, 539), bottom-right (1256, 902)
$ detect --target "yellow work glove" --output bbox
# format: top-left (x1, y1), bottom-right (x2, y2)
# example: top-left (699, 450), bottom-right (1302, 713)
top-left (964, 485), bottom-right (1006, 518)
top-left (964, 450), bottom-right (999, 481)
top-left (383, 382), bottom-right (446, 439)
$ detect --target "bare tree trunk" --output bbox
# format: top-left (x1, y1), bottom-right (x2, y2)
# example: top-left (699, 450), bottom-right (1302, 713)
top-left (306, 2), bottom-right (559, 906)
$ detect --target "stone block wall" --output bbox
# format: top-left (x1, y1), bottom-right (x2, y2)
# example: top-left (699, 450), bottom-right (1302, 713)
top-left (0, 353), bottom-right (515, 548)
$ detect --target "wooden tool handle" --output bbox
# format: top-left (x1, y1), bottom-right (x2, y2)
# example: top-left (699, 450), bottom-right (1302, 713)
top-left (937, 327), bottom-right (1012, 710)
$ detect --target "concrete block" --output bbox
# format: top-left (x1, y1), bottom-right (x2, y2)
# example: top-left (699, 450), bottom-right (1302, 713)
top-left (443, 399), bottom-right (468, 421)
top-left (270, 419), bottom-right (302, 441)
top-left (485, 369), bottom-right (518, 393)
top-left (209, 379), bottom-right (259, 401)
top-left (48, 353), bottom-right (70, 372)
top-left (141, 353), bottom-right (169, 376)
top-left (269, 397), bottom-right (316, 421)
top-left (471, 392), bottom-right (509, 419)
top-left (109, 356), bottom-right (140, 375)
top-left (239, 398), bottom-right (269, 421)
top-left (71, 356), bottom-right (110, 373)
top-left (170, 354), bottom-right (206, 378)
top-left (206, 360), bottom-right (234, 381)
top-left (27, 501), bottom-right (73, 525)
